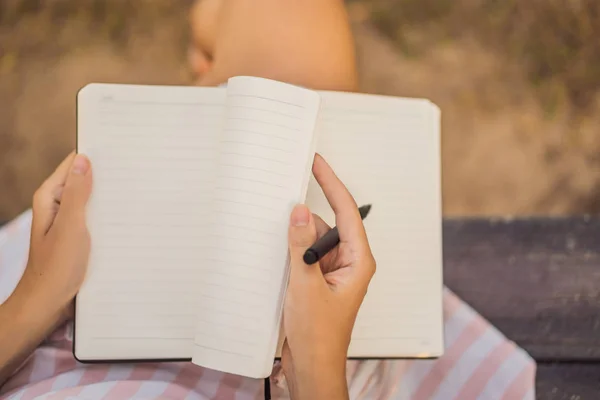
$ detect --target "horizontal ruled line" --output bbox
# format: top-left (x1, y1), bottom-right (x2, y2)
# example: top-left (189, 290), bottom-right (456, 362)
top-left (213, 209), bottom-right (279, 224)
top-left (350, 336), bottom-right (421, 340)
top-left (99, 122), bottom-right (216, 129)
top-left (216, 221), bottom-right (280, 237)
top-left (219, 151), bottom-right (290, 166)
top-left (220, 139), bottom-right (293, 154)
top-left (202, 268), bottom-right (271, 284)
top-left (93, 177), bottom-right (212, 183)
top-left (207, 232), bottom-right (276, 249)
top-left (103, 222), bottom-right (202, 228)
top-left (195, 244), bottom-right (277, 260)
top-left (195, 329), bottom-right (258, 346)
top-left (323, 108), bottom-right (419, 117)
top-left (92, 264), bottom-right (200, 270)
top-left (224, 128), bottom-right (298, 143)
top-left (95, 130), bottom-right (221, 137)
top-left (216, 174), bottom-right (287, 189)
top-left (203, 256), bottom-right (273, 272)
top-left (227, 94), bottom-right (305, 108)
top-left (197, 303), bottom-right (261, 320)
top-left (193, 343), bottom-right (253, 358)
top-left (228, 104), bottom-right (302, 119)
top-left (91, 336), bottom-right (192, 340)
top-left (227, 117), bottom-right (300, 132)
top-left (100, 277), bottom-right (198, 284)
top-left (213, 197), bottom-right (285, 212)
top-left (199, 294), bottom-right (265, 307)
top-left (215, 185), bottom-right (288, 201)
top-left (93, 298), bottom-right (196, 304)
top-left (101, 100), bottom-right (223, 106)
top-left (93, 312), bottom-right (196, 317)
top-left (195, 317), bottom-right (261, 335)
top-left (198, 278), bottom-right (266, 296)
top-left (219, 163), bottom-right (290, 177)
top-left (91, 322), bottom-right (194, 330)
top-left (90, 144), bottom-right (215, 150)
top-left (93, 243), bottom-right (214, 249)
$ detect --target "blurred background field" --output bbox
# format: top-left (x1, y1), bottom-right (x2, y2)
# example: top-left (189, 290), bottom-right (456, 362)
top-left (2, 0), bottom-right (600, 221)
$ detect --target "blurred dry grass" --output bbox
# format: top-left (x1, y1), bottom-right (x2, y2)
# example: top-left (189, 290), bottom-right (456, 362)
top-left (361, 0), bottom-right (600, 115)
top-left (2, 0), bottom-right (600, 221)
top-left (0, 0), bottom-right (194, 222)
top-left (350, 0), bottom-right (600, 215)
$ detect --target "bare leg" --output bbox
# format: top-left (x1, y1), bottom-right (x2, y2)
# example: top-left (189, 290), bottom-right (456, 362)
top-left (189, 0), bottom-right (358, 91)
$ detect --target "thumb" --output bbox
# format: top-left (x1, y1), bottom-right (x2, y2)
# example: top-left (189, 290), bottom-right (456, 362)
top-left (289, 204), bottom-right (317, 259)
top-left (59, 154), bottom-right (92, 219)
top-left (288, 204), bottom-right (324, 285)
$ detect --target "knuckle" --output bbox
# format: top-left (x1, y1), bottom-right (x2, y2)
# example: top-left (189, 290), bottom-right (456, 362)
top-left (32, 187), bottom-right (46, 208)
top-left (368, 254), bottom-right (377, 276)
top-left (82, 229), bottom-right (92, 249)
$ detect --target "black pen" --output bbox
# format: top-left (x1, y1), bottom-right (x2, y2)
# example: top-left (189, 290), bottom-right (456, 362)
top-left (303, 204), bottom-right (372, 265)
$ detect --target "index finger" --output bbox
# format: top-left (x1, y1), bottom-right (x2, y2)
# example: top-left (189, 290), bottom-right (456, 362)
top-left (31, 151), bottom-right (76, 238)
top-left (311, 154), bottom-right (368, 245)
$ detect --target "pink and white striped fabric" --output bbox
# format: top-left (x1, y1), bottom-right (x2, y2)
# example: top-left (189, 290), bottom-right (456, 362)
top-left (0, 210), bottom-right (535, 400)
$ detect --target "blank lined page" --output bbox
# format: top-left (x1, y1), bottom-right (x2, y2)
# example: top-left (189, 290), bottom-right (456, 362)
top-left (191, 77), bottom-right (320, 378)
top-left (75, 83), bottom-right (226, 360)
top-left (307, 91), bottom-right (443, 358)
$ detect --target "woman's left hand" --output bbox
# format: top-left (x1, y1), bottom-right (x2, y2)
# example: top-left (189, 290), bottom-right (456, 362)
top-left (0, 153), bottom-right (92, 384)
top-left (20, 152), bottom-right (93, 313)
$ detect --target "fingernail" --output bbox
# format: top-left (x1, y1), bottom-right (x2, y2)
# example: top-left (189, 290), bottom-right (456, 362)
top-left (72, 154), bottom-right (89, 175)
top-left (291, 204), bottom-right (310, 226)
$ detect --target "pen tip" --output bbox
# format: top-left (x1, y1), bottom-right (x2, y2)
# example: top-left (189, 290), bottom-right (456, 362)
top-left (303, 250), bottom-right (318, 265)
top-left (360, 204), bottom-right (372, 219)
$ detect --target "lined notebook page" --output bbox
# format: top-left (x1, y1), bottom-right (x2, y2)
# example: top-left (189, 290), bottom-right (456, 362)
top-left (191, 77), bottom-right (320, 378)
top-left (75, 84), bottom-right (226, 360)
top-left (306, 91), bottom-right (443, 358)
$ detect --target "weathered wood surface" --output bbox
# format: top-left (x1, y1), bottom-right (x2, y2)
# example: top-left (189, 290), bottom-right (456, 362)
top-left (536, 363), bottom-right (600, 399)
top-left (444, 217), bottom-right (600, 361)
top-left (443, 217), bottom-right (600, 399)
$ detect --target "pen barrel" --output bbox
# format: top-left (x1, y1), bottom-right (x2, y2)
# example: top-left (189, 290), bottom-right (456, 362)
top-left (304, 226), bottom-right (340, 264)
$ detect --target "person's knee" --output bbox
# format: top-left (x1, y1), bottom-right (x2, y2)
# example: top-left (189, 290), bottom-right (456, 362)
top-left (190, 0), bottom-right (358, 92)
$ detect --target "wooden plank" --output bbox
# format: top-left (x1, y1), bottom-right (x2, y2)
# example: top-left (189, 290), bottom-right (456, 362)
top-left (537, 363), bottom-right (600, 399)
top-left (443, 217), bottom-right (600, 360)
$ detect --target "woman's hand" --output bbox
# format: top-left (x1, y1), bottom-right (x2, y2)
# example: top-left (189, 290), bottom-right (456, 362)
top-left (282, 154), bottom-right (376, 400)
top-left (0, 152), bottom-right (92, 386)
top-left (20, 152), bottom-right (93, 312)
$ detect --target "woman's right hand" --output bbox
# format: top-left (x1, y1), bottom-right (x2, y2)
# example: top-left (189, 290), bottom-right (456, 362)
top-left (282, 154), bottom-right (376, 400)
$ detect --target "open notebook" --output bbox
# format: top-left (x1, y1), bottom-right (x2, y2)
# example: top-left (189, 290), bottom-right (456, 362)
top-left (74, 76), bottom-right (443, 379)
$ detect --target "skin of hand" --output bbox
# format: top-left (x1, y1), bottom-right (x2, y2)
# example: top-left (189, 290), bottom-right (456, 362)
top-left (0, 153), bottom-right (92, 386)
top-left (281, 154), bottom-right (376, 400)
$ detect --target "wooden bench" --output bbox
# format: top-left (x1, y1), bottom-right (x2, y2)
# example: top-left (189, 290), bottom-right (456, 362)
top-left (445, 217), bottom-right (600, 399)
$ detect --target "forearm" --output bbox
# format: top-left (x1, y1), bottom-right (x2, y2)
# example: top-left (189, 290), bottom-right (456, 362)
top-left (0, 277), bottom-right (64, 387)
